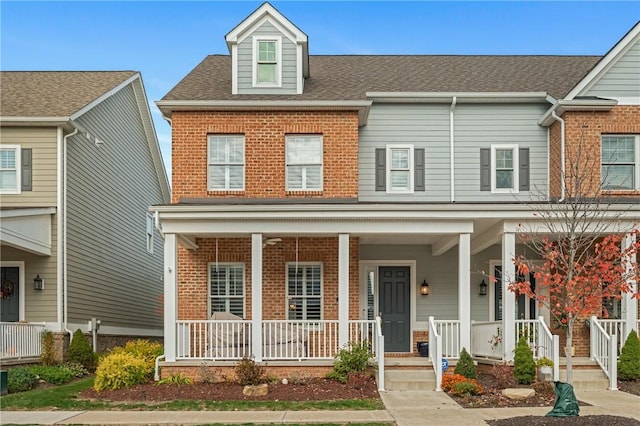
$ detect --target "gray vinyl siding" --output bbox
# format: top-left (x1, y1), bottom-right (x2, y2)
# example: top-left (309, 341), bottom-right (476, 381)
top-left (236, 21), bottom-right (299, 94)
top-left (454, 104), bottom-right (548, 202)
top-left (585, 41), bottom-right (640, 98)
top-left (0, 126), bottom-right (58, 207)
top-left (359, 104), bottom-right (451, 202)
top-left (66, 83), bottom-right (164, 331)
top-left (0, 219), bottom-right (58, 323)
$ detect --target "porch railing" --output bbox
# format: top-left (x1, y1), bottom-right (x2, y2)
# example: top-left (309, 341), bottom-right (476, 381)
top-left (428, 316), bottom-right (443, 391)
top-left (375, 316), bottom-right (385, 391)
top-left (598, 319), bottom-right (624, 354)
top-left (590, 316), bottom-right (617, 390)
top-left (262, 320), bottom-right (338, 360)
top-left (434, 320), bottom-right (460, 358)
top-left (0, 322), bottom-right (46, 360)
top-left (470, 321), bottom-right (502, 358)
top-left (176, 319), bottom-right (253, 360)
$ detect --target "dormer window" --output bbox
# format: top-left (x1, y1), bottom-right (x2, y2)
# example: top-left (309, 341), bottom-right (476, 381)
top-left (253, 37), bottom-right (281, 87)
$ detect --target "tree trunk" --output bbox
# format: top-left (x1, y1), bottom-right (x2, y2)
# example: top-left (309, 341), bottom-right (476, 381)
top-left (565, 321), bottom-right (574, 384)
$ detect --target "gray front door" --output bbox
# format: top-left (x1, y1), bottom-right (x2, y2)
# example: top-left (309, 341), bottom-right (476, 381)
top-left (379, 266), bottom-right (410, 352)
top-left (1, 266), bottom-right (20, 322)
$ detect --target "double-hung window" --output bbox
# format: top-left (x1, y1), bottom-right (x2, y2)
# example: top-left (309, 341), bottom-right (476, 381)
top-left (387, 145), bottom-right (414, 193)
top-left (287, 263), bottom-right (322, 321)
top-left (209, 263), bottom-right (245, 318)
top-left (208, 135), bottom-right (244, 191)
top-left (601, 135), bottom-right (639, 190)
top-left (491, 145), bottom-right (519, 193)
top-left (286, 135), bottom-right (323, 191)
top-left (145, 213), bottom-right (154, 253)
top-left (254, 37), bottom-right (281, 86)
top-left (0, 145), bottom-right (20, 194)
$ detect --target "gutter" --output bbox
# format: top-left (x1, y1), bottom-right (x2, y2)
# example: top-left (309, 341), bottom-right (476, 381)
top-left (449, 96), bottom-right (457, 203)
top-left (550, 111), bottom-right (566, 202)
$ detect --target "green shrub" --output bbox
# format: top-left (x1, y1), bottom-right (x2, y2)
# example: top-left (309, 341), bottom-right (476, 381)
top-left (451, 379), bottom-right (483, 396)
top-left (618, 330), bottom-right (640, 380)
top-left (66, 329), bottom-right (97, 372)
top-left (453, 347), bottom-right (477, 379)
top-left (513, 336), bottom-right (536, 384)
top-left (40, 331), bottom-right (57, 366)
top-left (234, 358), bottom-right (265, 386)
top-left (60, 362), bottom-right (89, 378)
top-left (158, 373), bottom-right (193, 385)
top-left (7, 367), bottom-right (38, 393)
top-left (114, 339), bottom-right (163, 377)
top-left (327, 341), bottom-right (373, 384)
top-left (30, 365), bottom-right (74, 385)
top-left (94, 352), bottom-right (147, 391)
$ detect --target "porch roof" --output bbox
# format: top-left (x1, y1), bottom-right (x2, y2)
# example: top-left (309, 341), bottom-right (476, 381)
top-left (0, 208), bottom-right (56, 255)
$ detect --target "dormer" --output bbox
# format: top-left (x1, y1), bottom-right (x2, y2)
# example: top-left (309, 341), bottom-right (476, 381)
top-left (226, 2), bottom-right (309, 95)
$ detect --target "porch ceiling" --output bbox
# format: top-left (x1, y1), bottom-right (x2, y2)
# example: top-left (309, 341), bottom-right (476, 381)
top-left (0, 208), bottom-right (56, 256)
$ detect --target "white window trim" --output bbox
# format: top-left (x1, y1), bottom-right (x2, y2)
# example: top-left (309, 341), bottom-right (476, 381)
top-left (386, 144), bottom-right (414, 194)
top-left (208, 262), bottom-right (246, 318)
top-left (285, 262), bottom-right (323, 321)
top-left (145, 213), bottom-right (154, 254)
top-left (491, 144), bottom-right (519, 194)
top-left (285, 135), bottom-right (323, 191)
top-left (252, 36), bottom-right (282, 88)
top-left (601, 134), bottom-right (640, 191)
top-left (0, 145), bottom-right (21, 195)
top-left (207, 135), bottom-right (245, 191)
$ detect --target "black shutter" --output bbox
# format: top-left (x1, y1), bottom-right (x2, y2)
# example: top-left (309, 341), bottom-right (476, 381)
top-left (480, 148), bottom-right (491, 191)
top-left (375, 148), bottom-right (386, 191)
top-left (519, 148), bottom-right (530, 191)
top-left (21, 148), bottom-right (32, 191)
top-left (414, 148), bottom-right (425, 191)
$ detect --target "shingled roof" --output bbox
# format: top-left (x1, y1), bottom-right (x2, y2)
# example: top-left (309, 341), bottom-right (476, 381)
top-left (0, 71), bottom-right (137, 118)
top-left (162, 55), bottom-right (601, 102)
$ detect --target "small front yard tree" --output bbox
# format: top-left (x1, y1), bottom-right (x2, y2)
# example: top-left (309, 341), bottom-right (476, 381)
top-left (508, 125), bottom-right (640, 384)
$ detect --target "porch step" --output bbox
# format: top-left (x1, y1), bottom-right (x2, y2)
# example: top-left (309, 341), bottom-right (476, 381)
top-left (558, 368), bottom-right (610, 390)
top-left (384, 369), bottom-right (436, 390)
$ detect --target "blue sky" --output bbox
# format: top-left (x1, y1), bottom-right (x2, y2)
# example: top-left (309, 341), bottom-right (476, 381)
top-left (2, 1), bottom-right (639, 178)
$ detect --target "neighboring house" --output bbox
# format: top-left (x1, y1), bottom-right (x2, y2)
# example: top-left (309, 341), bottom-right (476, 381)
top-left (153, 3), bottom-right (639, 385)
top-left (0, 71), bottom-right (170, 362)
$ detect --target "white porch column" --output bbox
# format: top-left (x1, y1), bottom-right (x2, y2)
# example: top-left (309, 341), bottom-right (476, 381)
top-left (251, 233), bottom-right (263, 362)
top-left (163, 233), bottom-right (177, 362)
top-left (622, 232), bottom-right (638, 340)
top-left (502, 232), bottom-right (517, 361)
top-left (458, 233), bottom-right (471, 353)
top-left (338, 234), bottom-right (350, 348)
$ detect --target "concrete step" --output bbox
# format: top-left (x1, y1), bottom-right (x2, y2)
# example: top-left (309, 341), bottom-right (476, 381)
top-left (385, 369), bottom-right (436, 390)
top-left (558, 368), bottom-right (610, 390)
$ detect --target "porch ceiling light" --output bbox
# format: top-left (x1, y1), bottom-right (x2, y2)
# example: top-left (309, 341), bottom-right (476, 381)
top-left (34, 274), bottom-right (44, 291)
top-left (420, 280), bottom-right (429, 296)
top-left (479, 279), bottom-right (488, 296)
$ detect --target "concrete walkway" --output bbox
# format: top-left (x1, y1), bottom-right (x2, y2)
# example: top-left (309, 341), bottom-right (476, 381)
top-left (2, 388), bottom-right (639, 425)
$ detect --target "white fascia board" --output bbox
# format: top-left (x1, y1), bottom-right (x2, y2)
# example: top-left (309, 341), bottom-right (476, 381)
top-left (0, 117), bottom-right (69, 126)
top-left (538, 98), bottom-right (618, 126)
top-left (565, 22), bottom-right (640, 100)
top-left (503, 218), bottom-right (640, 234)
top-left (69, 73), bottom-right (140, 121)
top-left (366, 92), bottom-right (549, 104)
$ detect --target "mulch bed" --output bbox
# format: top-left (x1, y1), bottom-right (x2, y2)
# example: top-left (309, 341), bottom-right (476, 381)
top-left (488, 415), bottom-right (640, 425)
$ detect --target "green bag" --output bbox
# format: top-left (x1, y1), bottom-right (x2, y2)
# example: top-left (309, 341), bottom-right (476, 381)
top-left (546, 381), bottom-right (580, 417)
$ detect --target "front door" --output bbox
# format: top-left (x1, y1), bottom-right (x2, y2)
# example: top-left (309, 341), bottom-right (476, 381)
top-left (379, 266), bottom-right (410, 352)
top-left (1, 266), bottom-right (20, 322)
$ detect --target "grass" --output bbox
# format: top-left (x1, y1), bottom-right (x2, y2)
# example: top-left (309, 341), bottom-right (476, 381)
top-left (0, 377), bottom-right (385, 411)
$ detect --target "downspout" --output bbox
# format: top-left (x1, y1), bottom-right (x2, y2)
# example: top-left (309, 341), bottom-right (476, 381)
top-left (450, 96), bottom-right (457, 203)
top-left (62, 126), bottom-right (78, 341)
top-left (551, 111), bottom-right (566, 202)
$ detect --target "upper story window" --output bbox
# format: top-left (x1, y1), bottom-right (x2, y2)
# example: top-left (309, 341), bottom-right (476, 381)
top-left (208, 135), bottom-right (245, 191)
top-left (601, 135), bottom-right (639, 190)
top-left (287, 263), bottom-right (322, 321)
top-left (209, 263), bottom-right (245, 318)
top-left (286, 135), bottom-right (322, 191)
top-left (253, 37), bottom-right (281, 87)
top-left (0, 145), bottom-right (20, 194)
top-left (480, 145), bottom-right (529, 193)
top-left (375, 145), bottom-right (425, 193)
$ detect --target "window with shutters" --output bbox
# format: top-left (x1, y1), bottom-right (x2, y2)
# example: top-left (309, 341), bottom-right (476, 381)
top-left (601, 135), bottom-right (639, 190)
top-left (0, 145), bottom-right (21, 194)
top-left (376, 144), bottom-right (425, 194)
top-left (253, 37), bottom-right (281, 87)
top-left (480, 145), bottom-right (529, 194)
top-left (208, 135), bottom-right (245, 191)
top-left (287, 263), bottom-right (322, 321)
top-left (286, 135), bottom-right (322, 191)
top-left (209, 263), bottom-right (245, 318)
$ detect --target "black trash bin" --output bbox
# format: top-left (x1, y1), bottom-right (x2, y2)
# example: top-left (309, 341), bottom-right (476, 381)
top-left (417, 342), bottom-right (429, 357)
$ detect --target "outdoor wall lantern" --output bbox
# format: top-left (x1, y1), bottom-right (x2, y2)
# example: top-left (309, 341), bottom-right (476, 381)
top-left (479, 279), bottom-right (488, 296)
top-left (34, 274), bottom-right (44, 291)
top-left (420, 280), bottom-right (430, 296)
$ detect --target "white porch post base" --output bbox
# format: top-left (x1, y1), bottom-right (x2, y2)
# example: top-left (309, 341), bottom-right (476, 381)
top-left (163, 233), bottom-right (177, 362)
top-left (458, 233), bottom-right (471, 352)
top-left (502, 232), bottom-right (516, 362)
top-left (251, 233), bottom-right (263, 362)
top-left (622, 233), bottom-right (638, 339)
top-left (338, 234), bottom-right (350, 348)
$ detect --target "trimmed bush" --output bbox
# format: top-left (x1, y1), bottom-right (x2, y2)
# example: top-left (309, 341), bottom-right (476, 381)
top-left (513, 336), bottom-right (536, 384)
top-left (66, 329), bottom-right (97, 372)
top-left (618, 330), bottom-right (640, 380)
top-left (327, 341), bottom-right (373, 383)
top-left (30, 365), bottom-right (74, 385)
top-left (111, 339), bottom-right (163, 377)
top-left (454, 347), bottom-right (477, 379)
top-left (40, 330), bottom-right (56, 366)
top-left (234, 358), bottom-right (265, 386)
top-left (441, 373), bottom-right (483, 396)
top-left (7, 367), bottom-right (38, 393)
top-left (94, 352), bottom-right (147, 391)
top-left (61, 362), bottom-right (89, 378)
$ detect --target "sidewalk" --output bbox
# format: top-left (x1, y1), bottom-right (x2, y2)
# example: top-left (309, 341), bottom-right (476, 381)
top-left (2, 388), bottom-right (639, 425)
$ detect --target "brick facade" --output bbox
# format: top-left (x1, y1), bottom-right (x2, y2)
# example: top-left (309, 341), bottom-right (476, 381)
top-left (171, 111), bottom-right (359, 203)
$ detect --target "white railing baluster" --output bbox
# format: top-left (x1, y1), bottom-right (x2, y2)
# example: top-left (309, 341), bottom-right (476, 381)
top-left (590, 316), bottom-right (617, 390)
top-left (0, 322), bottom-right (46, 360)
